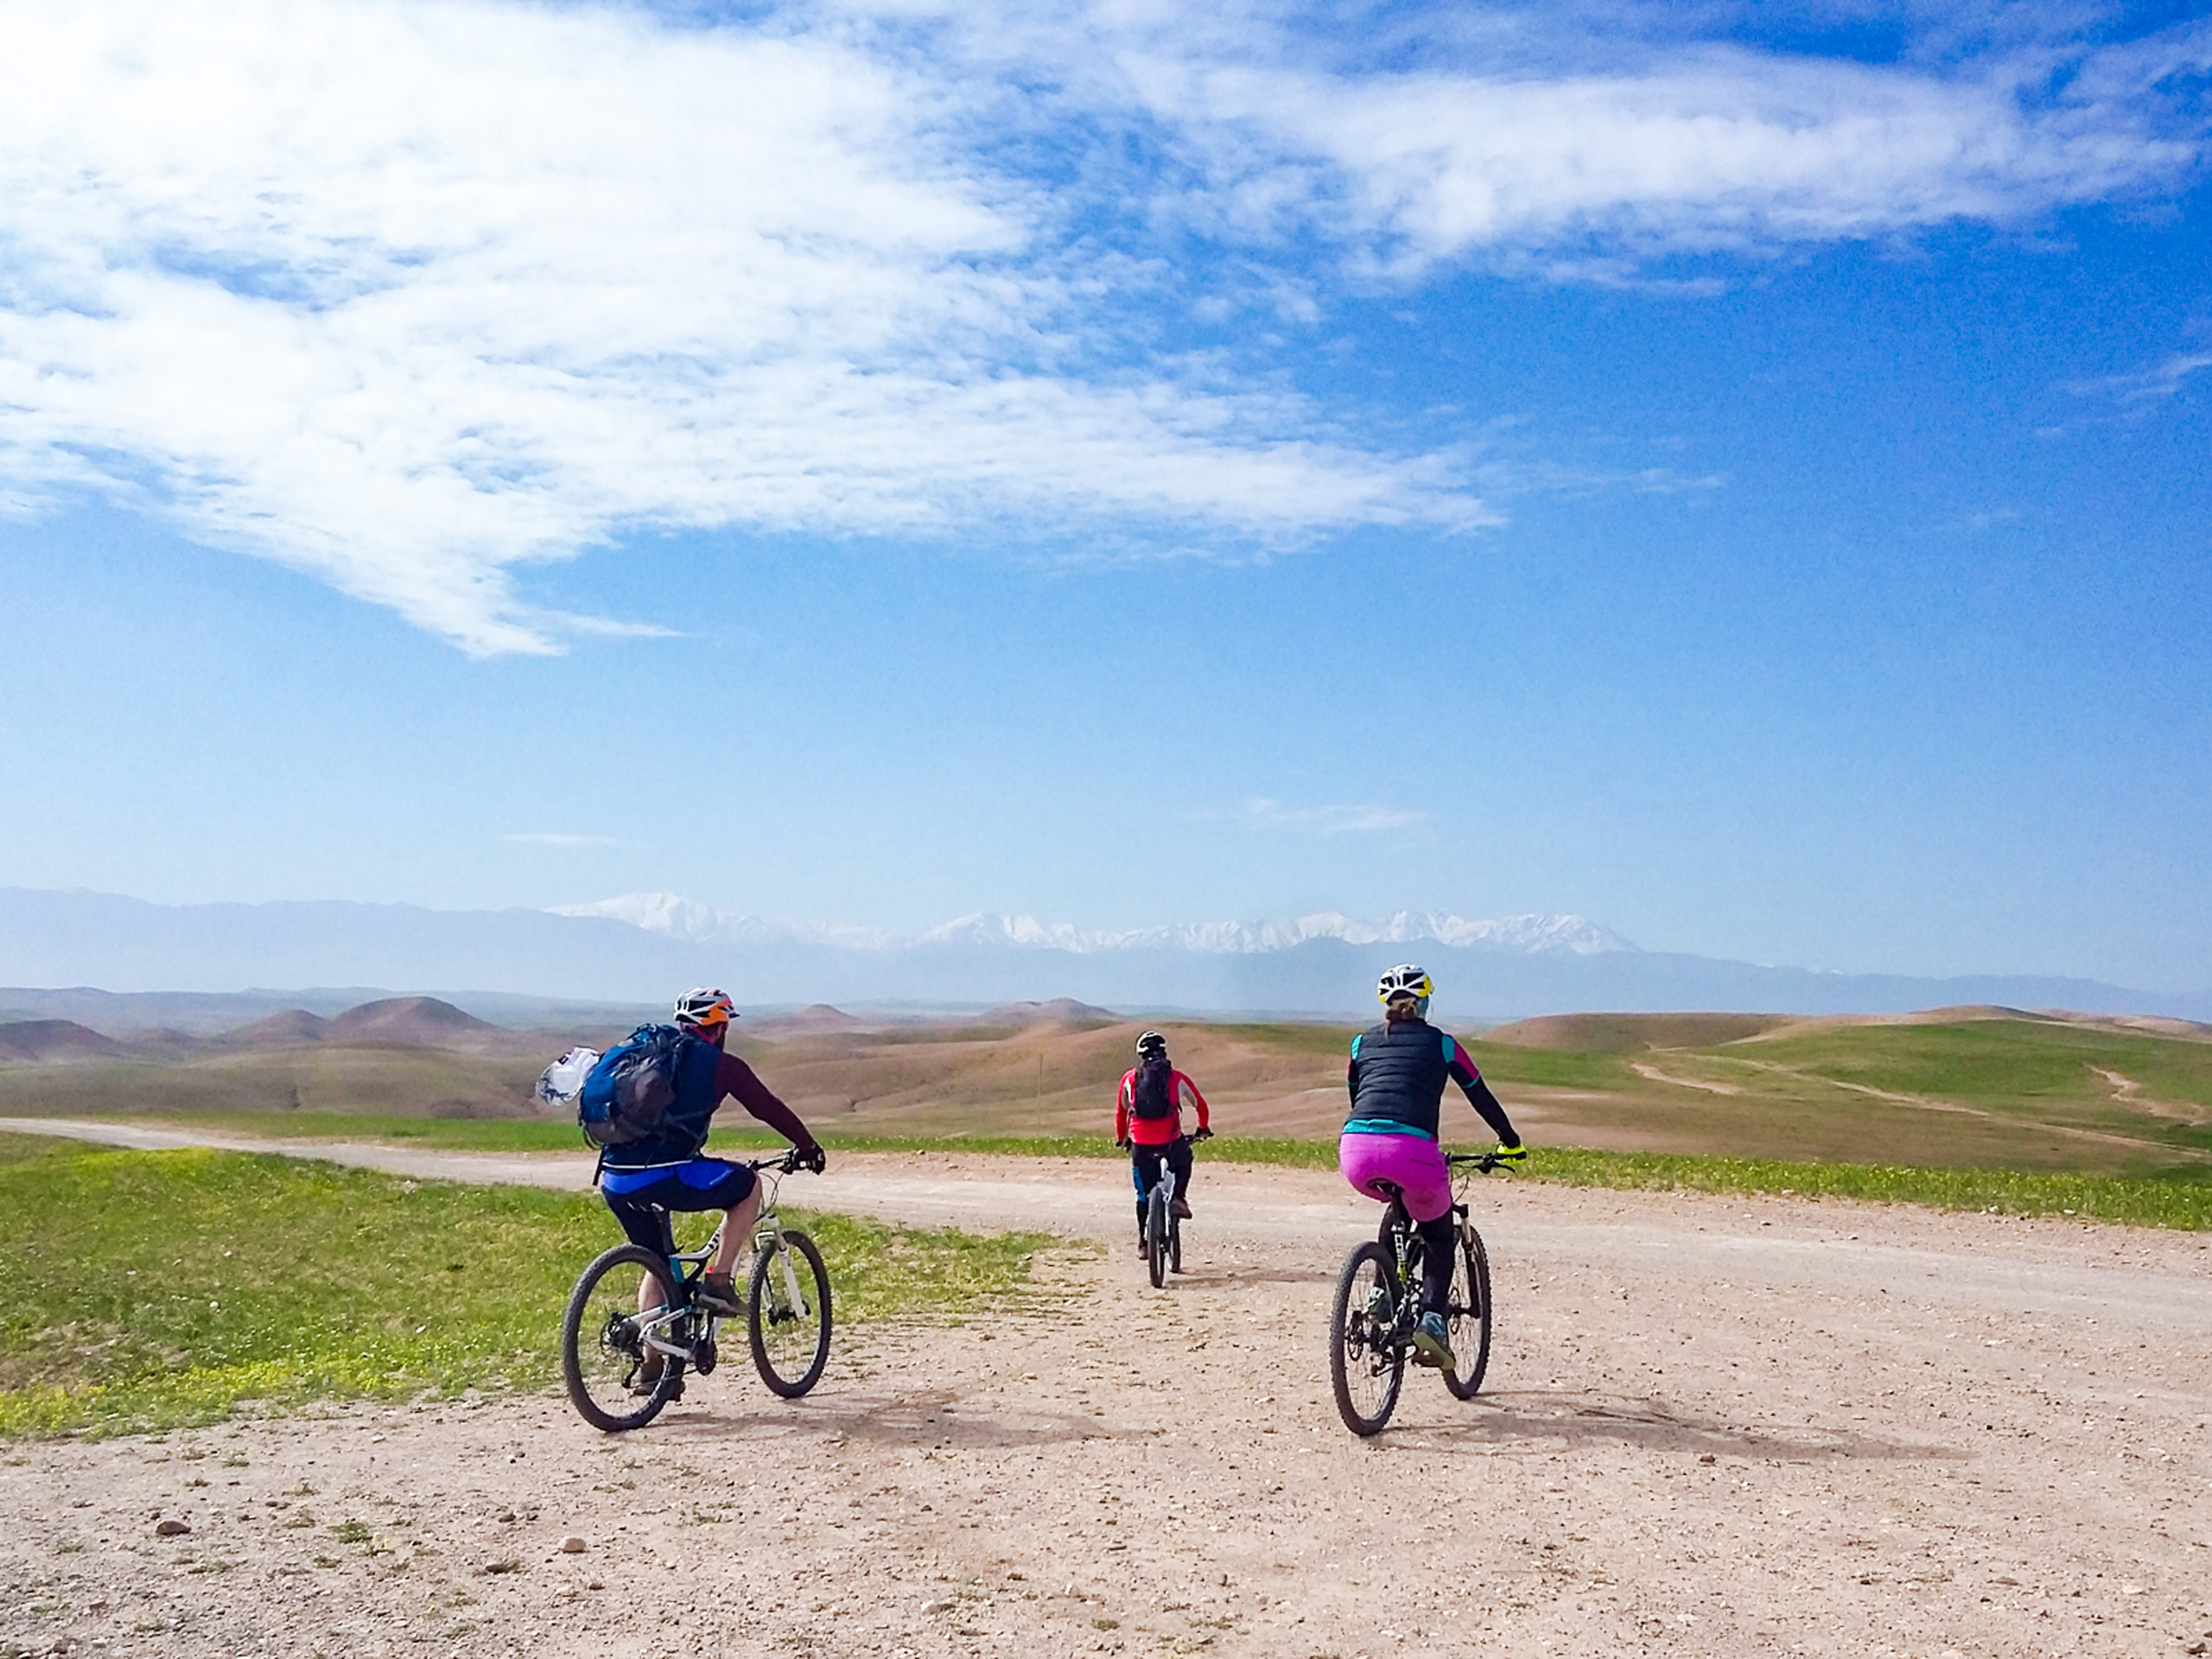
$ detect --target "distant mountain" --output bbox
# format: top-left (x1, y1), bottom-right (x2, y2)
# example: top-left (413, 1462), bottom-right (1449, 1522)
top-left (0, 1019), bottom-right (134, 1064)
top-left (325, 996), bottom-right (506, 1047)
top-left (3, 886), bottom-right (2206, 1022)
top-left (554, 893), bottom-right (1637, 957)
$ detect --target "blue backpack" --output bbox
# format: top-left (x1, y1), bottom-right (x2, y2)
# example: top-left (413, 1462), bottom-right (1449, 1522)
top-left (577, 1024), bottom-right (686, 1148)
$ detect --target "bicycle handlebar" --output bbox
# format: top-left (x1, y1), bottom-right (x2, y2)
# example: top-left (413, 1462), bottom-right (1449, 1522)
top-left (744, 1148), bottom-right (813, 1174)
top-left (1446, 1151), bottom-right (1511, 1173)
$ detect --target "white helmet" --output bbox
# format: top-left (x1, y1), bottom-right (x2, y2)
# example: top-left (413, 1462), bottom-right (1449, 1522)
top-left (1376, 964), bottom-right (1433, 1014)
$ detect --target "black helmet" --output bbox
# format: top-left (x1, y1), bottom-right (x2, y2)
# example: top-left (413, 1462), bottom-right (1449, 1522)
top-left (1135, 1029), bottom-right (1167, 1058)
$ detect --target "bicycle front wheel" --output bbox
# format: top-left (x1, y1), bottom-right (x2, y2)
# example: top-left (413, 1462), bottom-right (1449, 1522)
top-left (1329, 1241), bottom-right (1405, 1436)
top-left (748, 1229), bottom-right (832, 1397)
top-left (1441, 1221), bottom-right (1492, 1400)
top-left (562, 1243), bottom-right (683, 1433)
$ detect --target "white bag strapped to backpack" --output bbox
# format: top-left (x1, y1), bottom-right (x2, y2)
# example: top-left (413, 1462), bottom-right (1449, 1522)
top-left (535, 1046), bottom-right (601, 1106)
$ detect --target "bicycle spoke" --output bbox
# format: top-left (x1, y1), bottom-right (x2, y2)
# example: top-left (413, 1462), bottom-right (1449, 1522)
top-left (748, 1229), bottom-right (832, 1398)
top-left (562, 1243), bottom-right (683, 1433)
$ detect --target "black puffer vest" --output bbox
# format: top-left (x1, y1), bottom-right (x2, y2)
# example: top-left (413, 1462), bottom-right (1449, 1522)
top-left (1344, 1016), bottom-right (1451, 1140)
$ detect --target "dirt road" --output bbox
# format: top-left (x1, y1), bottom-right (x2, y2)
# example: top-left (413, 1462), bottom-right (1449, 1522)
top-left (4, 1121), bottom-right (2211, 1658)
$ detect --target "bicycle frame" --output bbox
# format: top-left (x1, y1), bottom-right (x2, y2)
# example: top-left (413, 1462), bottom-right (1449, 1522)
top-left (1370, 1154), bottom-right (1502, 1344)
top-left (632, 1160), bottom-right (804, 1364)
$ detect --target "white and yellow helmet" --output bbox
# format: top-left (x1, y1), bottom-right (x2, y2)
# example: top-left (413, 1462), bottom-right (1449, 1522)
top-left (1376, 964), bottom-right (1433, 1011)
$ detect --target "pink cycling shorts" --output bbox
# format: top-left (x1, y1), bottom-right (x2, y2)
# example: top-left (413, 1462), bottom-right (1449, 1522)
top-left (1338, 1131), bottom-right (1452, 1224)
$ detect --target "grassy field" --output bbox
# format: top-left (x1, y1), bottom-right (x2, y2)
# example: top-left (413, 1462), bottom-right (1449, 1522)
top-left (0, 1134), bottom-right (1060, 1440)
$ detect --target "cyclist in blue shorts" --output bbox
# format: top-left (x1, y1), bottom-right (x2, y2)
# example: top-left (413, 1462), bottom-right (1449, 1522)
top-left (597, 988), bottom-right (825, 1352)
top-left (1340, 965), bottom-right (1525, 1370)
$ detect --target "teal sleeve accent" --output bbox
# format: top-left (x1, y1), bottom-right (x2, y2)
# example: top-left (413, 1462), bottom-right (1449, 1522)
top-left (1350, 1033), bottom-right (1363, 1060)
top-left (1441, 1034), bottom-right (1457, 1065)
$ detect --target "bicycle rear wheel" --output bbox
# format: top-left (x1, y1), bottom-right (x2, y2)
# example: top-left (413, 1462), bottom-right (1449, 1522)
top-left (562, 1243), bottom-right (683, 1433)
top-left (748, 1229), bottom-right (832, 1397)
top-left (1441, 1220), bottom-right (1492, 1399)
top-left (1329, 1241), bottom-right (1406, 1435)
top-left (1145, 1186), bottom-right (1170, 1288)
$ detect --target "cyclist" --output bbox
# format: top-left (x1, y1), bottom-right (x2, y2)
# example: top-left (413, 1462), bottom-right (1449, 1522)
top-left (598, 988), bottom-right (827, 1351)
top-left (1340, 965), bottom-right (1524, 1370)
top-left (1115, 1029), bottom-right (1212, 1257)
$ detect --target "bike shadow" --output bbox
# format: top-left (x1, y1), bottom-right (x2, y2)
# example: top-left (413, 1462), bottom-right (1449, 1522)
top-left (1357, 1388), bottom-right (1961, 1464)
top-left (643, 1386), bottom-right (1167, 1452)
top-left (1166, 1261), bottom-right (1335, 1288)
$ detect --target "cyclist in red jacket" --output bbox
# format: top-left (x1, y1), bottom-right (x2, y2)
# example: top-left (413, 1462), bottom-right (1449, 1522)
top-left (1115, 1029), bottom-right (1212, 1257)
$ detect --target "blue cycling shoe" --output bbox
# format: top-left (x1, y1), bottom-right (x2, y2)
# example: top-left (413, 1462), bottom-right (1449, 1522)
top-left (1408, 1312), bottom-right (1455, 1370)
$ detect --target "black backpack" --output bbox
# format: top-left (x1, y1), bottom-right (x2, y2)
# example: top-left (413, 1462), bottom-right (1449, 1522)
top-left (1130, 1057), bottom-right (1176, 1121)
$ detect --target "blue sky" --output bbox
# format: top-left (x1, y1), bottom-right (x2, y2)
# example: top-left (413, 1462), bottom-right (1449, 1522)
top-left (1, 0), bottom-right (2208, 993)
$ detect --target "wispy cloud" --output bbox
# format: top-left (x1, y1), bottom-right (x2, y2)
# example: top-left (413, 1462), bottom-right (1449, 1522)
top-left (501, 832), bottom-right (634, 850)
top-left (2065, 350), bottom-right (2212, 404)
top-left (1124, 40), bottom-right (2209, 279)
top-left (0, 1), bottom-right (2202, 653)
top-left (1239, 798), bottom-right (1431, 836)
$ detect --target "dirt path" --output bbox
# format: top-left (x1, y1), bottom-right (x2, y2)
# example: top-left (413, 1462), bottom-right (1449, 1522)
top-left (5, 1121), bottom-right (2212, 1658)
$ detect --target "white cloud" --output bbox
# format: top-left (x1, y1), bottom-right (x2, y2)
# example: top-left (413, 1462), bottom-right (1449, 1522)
top-left (502, 832), bottom-right (633, 849)
top-left (2066, 349), bottom-right (2212, 404)
top-left (0, 1), bottom-right (2202, 652)
top-left (0, 0), bottom-right (1488, 654)
top-left (1121, 28), bottom-right (2210, 276)
top-left (1240, 797), bottom-right (1430, 836)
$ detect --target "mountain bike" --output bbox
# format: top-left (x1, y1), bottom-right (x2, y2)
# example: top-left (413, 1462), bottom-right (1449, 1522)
top-left (1143, 1163), bottom-right (1181, 1287)
top-left (1135, 1128), bottom-right (1209, 1289)
top-left (560, 1150), bottom-right (831, 1432)
top-left (1328, 1150), bottom-right (1505, 1436)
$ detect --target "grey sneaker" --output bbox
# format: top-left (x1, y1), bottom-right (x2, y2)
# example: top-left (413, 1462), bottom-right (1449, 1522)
top-left (1408, 1312), bottom-right (1455, 1370)
top-left (631, 1355), bottom-right (687, 1402)
top-left (1171, 1197), bottom-right (1192, 1219)
top-left (696, 1271), bottom-right (743, 1316)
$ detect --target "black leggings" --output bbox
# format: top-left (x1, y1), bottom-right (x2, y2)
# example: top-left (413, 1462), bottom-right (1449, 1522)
top-left (1412, 1212), bottom-right (1456, 1313)
top-left (1129, 1138), bottom-right (1193, 1232)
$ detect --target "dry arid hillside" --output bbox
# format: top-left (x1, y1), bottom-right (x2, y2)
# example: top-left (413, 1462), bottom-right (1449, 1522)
top-left (3, 999), bottom-right (2211, 1175)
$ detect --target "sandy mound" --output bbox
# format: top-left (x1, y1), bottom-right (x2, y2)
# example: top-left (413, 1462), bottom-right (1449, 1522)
top-left (324, 997), bottom-right (505, 1046)
top-left (215, 1008), bottom-right (334, 1048)
top-left (1483, 1011), bottom-right (1791, 1052)
top-left (976, 998), bottom-right (1120, 1029)
top-left (0, 1019), bottom-right (133, 1064)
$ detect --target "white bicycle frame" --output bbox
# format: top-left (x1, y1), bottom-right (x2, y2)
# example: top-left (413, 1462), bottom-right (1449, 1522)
top-left (632, 1167), bottom-right (805, 1364)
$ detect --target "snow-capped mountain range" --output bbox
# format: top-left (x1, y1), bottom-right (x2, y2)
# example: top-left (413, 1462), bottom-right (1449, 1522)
top-left (4, 887), bottom-right (2202, 1020)
top-left (549, 894), bottom-right (1639, 958)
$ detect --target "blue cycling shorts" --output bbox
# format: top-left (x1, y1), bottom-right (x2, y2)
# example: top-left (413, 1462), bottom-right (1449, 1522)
top-left (600, 1159), bottom-right (757, 1255)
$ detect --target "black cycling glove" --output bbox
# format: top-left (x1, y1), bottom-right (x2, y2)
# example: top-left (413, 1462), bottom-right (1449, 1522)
top-left (793, 1144), bottom-right (828, 1174)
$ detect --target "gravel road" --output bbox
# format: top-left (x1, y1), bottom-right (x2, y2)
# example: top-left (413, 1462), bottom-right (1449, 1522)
top-left (4, 1119), bottom-right (2210, 1658)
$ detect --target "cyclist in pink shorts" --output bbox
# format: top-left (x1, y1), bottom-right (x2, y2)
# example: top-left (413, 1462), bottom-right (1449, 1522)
top-left (1340, 964), bottom-right (1526, 1370)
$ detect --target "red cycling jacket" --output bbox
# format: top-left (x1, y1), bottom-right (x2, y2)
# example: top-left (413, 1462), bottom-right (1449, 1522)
top-left (1116, 1066), bottom-right (1211, 1147)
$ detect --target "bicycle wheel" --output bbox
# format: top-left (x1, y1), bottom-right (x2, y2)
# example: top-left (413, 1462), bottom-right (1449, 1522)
top-left (1329, 1241), bottom-right (1405, 1436)
top-left (562, 1243), bottom-right (683, 1433)
top-left (748, 1229), bottom-right (832, 1397)
top-left (1145, 1186), bottom-right (1170, 1288)
top-left (1441, 1219), bottom-right (1492, 1400)
top-left (1168, 1205), bottom-right (1183, 1276)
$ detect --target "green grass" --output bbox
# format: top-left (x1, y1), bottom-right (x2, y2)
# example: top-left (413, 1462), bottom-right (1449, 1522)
top-left (1729, 1019), bottom-right (2212, 1111)
top-left (0, 1133), bottom-right (1058, 1440)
